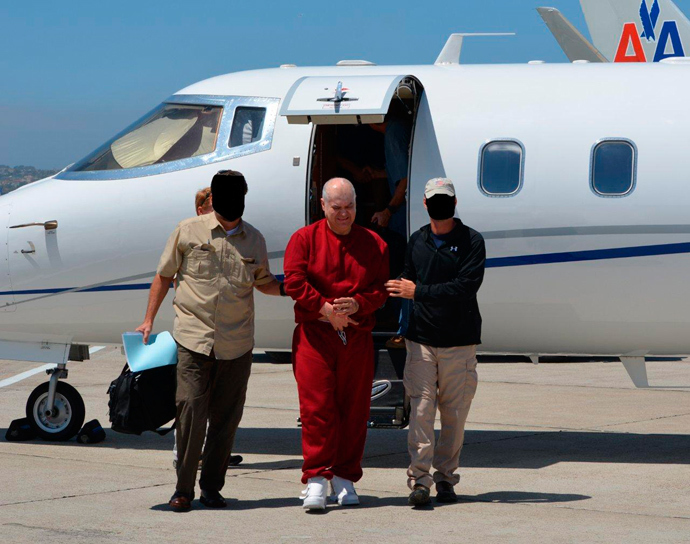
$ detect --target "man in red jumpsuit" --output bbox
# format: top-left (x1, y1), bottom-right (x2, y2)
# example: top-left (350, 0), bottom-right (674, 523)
top-left (284, 178), bottom-right (389, 511)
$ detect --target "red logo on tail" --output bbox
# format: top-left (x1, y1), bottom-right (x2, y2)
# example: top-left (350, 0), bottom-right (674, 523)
top-left (615, 23), bottom-right (648, 62)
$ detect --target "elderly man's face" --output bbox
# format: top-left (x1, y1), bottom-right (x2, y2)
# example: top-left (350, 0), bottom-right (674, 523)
top-left (321, 189), bottom-right (356, 235)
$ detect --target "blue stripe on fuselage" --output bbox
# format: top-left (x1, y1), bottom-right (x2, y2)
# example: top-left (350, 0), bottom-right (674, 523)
top-left (1, 242), bottom-right (689, 297)
top-left (485, 241), bottom-right (690, 268)
top-left (0, 283), bottom-right (152, 296)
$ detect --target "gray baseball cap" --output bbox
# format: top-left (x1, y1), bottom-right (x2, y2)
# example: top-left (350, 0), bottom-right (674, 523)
top-left (424, 177), bottom-right (456, 198)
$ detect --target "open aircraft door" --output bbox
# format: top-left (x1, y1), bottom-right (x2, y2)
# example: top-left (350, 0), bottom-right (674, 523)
top-left (280, 74), bottom-right (419, 125)
top-left (280, 73), bottom-right (423, 227)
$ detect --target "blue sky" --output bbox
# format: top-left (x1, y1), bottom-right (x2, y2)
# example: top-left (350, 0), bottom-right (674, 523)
top-left (1, 0), bottom-right (688, 168)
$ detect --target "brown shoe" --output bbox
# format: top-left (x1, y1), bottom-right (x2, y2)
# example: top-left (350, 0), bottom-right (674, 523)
top-left (169, 491), bottom-right (193, 512)
top-left (408, 484), bottom-right (431, 506)
top-left (385, 335), bottom-right (406, 350)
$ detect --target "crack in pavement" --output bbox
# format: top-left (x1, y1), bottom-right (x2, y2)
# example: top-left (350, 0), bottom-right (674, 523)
top-left (0, 482), bottom-right (172, 507)
top-left (0, 450), bottom-right (180, 473)
top-left (542, 503), bottom-right (690, 522)
top-left (594, 411), bottom-right (690, 429)
top-left (466, 420), bottom-right (602, 432)
top-left (478, 379), bottom-right (690, 393)
top-left (2, 522), bottom-right (120, 539)
top-left (243, 404), bottom-right (299, 412)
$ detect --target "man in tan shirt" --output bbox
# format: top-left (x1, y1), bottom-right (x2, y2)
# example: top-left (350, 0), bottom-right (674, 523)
top-left (136, 170), bottom-right (282, 512)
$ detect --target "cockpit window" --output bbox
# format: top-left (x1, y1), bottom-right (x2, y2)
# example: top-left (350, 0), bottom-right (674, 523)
top-left (230, 107), bottom-right (266, 148)
top-left (72, 104), bottom-right (222, 172)
top-left (57, 95), bottom-right (280, 180)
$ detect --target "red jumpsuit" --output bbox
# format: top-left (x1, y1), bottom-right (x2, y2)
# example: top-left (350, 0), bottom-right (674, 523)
top-left (284, 219), bottom-right (389, 484)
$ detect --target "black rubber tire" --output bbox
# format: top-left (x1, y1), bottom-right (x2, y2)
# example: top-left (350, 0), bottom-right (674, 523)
top-left (25, 381), bottom-right (86, 441)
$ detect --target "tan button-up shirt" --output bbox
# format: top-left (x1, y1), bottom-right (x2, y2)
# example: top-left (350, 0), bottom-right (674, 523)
top-left (157, 213), bottom-right (274, 360)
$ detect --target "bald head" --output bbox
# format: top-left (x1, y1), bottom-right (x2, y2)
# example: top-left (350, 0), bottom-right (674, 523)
top-left (322, 178), bottom-right (356, 204)
top-left (321, 178), bottom-right (356, 235)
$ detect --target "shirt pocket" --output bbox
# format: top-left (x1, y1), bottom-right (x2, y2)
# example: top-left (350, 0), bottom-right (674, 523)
top-left (184, 248), bottom-right (221, 282)
top-left (235, 256), bottom-right (259, 289)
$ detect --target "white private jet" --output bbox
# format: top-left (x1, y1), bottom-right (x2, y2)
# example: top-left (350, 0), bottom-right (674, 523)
top-left (2, 20), bottom-right (690, 440)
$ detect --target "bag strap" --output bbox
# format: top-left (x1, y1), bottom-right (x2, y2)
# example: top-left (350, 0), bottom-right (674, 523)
top-left (152, 421), bottom-right (175, 436)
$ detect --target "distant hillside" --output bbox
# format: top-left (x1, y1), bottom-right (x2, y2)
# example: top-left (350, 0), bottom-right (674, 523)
top-left (0, 165), bottom-right (60, 195)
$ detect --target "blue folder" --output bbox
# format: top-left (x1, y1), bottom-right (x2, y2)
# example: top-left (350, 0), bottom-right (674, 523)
top-left (122, 331), bottom-right (177, 372)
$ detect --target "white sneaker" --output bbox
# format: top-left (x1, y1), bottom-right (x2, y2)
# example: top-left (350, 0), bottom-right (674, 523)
top-left (331, 475), bottom-right (360, 506)
top-left (302, 477), bottom-right (328, 510)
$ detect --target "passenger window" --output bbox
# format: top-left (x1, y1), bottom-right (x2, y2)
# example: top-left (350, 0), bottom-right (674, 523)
top-left (591, 140), bottom-right (636, 196)
top-left (73, 104), bottom-right (222, 171)
top-left (479, 140), bottom-right (524, 196)
top-left (230, 107), bottom-right (266, 148)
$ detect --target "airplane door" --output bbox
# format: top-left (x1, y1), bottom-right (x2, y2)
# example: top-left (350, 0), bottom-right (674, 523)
top-left (280, 73), bottom-right (423, 231)
top-left (281, 74), bottom-right (418, 125)
top-left (408, 91), bottom-right (446, 234)
top-left (0, 203), bottom-right (15, 312)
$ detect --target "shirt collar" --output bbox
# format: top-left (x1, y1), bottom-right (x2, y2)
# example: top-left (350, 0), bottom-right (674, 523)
top-left (202, 213), bottom-right (245, 236)
top-left (423, 218), bottom-right (463, 242)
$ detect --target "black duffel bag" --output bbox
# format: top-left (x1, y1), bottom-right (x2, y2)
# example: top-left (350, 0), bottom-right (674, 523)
top-left (107, 363), bottom-right (176, 435)
top-left (5, 417), bottom-right (36, 441)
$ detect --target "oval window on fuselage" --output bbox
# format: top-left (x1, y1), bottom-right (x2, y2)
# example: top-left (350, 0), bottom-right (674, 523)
top-left (479, 140), bottom-right (524, 197)
top-left (591, 140), bottom-right (636, 197)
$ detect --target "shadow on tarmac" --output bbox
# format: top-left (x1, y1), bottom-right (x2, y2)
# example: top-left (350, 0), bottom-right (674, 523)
top-left (148, 490), bottom-right (591, 513)
top-left (229, 428), bottom-right (690, 470)
top-left (5, 427), bottom-right (689, 471)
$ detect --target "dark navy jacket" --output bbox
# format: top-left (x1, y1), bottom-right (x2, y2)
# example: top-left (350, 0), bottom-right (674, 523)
top-left (403, 219), bottom-right (486, 347)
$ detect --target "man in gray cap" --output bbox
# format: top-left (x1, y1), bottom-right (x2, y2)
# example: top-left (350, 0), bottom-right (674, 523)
top-left (386, 178), bottom-right (486, 506)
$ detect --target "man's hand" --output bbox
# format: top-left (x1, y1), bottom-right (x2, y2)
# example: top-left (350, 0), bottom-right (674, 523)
top-left (135, 320), bottom-right (153, 345)
top-left (333, 297), bottom-right (359, 316)
top-left (386, 279), bottom-right (416, 300)
top-left (321, 301), bottom-right (359, 330)
top-left (371, 208), bottom-right (392, 227)
top-left (328, 312), bottom-right (359, 331)
top-left (136, 274), bottom-right (174, 345)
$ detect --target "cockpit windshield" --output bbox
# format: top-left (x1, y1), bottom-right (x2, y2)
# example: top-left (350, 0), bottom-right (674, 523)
top-left (72, 103), bottom-right (222, 172)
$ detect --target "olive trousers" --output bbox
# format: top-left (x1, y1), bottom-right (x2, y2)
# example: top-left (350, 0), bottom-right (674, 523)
top-left (175, 344), bottom-right (252, 496)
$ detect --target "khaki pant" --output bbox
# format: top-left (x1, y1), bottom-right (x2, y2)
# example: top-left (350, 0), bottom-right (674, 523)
top-left (404, 340), bottom-right (478, 490)
top-left (175, 344), bottom-right (252, 495)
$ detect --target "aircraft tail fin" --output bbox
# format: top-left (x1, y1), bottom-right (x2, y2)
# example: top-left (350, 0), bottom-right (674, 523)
top-left (580, 0), bottom-right (690, 62)
top-left (537, 7), bottom-right (608, 62)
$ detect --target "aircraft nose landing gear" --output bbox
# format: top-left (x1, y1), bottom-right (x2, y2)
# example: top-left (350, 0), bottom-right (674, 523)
top-left (25, 363), bottom-right (85, 441)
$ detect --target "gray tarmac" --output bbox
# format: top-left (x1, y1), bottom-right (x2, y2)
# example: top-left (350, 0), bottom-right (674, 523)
top-left (0, 347), bottom-right (689, 543)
